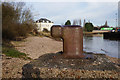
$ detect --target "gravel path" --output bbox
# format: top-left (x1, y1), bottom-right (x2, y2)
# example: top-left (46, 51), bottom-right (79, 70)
top-left (14, 36), bottom-right (63, 59)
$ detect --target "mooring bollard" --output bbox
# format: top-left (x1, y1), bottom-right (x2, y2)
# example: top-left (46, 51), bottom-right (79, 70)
top-left (51, 25), bottom-right (85, 58)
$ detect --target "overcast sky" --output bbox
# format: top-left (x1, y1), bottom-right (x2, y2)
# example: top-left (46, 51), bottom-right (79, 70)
top-left (25, 2), bottom-right (118, 27)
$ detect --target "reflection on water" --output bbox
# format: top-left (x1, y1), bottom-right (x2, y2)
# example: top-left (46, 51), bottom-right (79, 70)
top-left (83, 36), bottom-right (119, 58)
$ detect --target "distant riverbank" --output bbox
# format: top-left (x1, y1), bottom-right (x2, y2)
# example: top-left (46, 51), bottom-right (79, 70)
top-left (83, 30), bottom-right (109, 37)
top-left (83, 33), bottom-right (103, 37)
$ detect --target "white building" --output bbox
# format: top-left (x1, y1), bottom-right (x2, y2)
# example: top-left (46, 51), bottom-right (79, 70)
top-left (36, 18), bottom-right (54, 32)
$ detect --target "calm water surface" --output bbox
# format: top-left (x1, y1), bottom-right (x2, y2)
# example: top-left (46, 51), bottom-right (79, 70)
top-left (83, 36), bottom-right (119, 58)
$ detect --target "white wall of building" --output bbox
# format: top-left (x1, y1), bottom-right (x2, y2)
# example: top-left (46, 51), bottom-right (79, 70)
top-left (36, 22), bottom-right (53, 32)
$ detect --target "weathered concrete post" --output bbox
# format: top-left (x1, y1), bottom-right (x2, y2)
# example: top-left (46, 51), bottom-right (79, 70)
top-left (51, 25), bottom-right (85, 58)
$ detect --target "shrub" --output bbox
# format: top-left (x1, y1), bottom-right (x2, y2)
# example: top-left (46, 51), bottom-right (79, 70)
top-left (43, 28), bottom-right (49, 33)
top-left (2, 2), bottom-right (35, 40)
top-left (85, 23), bottom-right (94, 32)
top-left (65, 20), bottom-right (71, 25)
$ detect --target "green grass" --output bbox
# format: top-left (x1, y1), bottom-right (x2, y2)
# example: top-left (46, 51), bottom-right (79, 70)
top-left (3, 47), bottom-right (26, 58)
top-left (2, 40), bottom-right (32, 60)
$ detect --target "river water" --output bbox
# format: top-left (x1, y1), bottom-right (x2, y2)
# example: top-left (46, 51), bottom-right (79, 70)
top-left (83, 36), bottom-right (119, 58)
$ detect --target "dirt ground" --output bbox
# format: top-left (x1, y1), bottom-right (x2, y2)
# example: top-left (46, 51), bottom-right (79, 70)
top-left (2, 54), bottom-right (30, 78)
top-left (2, 36), bottom-right (120, 78)
top-left (12, 36), bottom-right (63, 59)
top-left (2, 36), bottom-right (63, 78)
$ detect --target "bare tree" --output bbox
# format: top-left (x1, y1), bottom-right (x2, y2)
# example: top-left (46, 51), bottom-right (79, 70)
top-left (83, 19), bottom-right (86, 27)
top-left (73, 20), bottom-right (78, 25)
top-left (79, 19), bottom-right (82, 26)
top-left (2, 2), bottom-right (35, 40)
top-left (104, 20), bottom-right (108, 26)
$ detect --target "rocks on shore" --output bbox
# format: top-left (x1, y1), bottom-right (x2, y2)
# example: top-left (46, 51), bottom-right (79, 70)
top-left (22, 52), bottom-right (120, 79)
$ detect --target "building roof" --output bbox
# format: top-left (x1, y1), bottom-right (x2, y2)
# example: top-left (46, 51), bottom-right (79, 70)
top-left (36, 18), bottom-right (53, 23)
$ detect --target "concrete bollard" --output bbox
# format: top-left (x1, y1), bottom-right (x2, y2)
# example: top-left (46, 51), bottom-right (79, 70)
top-left (51, 25), bottom-right (85, 58)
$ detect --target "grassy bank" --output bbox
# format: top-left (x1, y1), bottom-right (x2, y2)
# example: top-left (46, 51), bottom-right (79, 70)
top-left (2, 31), bottom-right (51, 59)
top-left (2, 40), bottom-right (31, 60)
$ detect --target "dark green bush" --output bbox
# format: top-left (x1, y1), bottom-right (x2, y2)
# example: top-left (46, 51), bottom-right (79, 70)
top-left (65, 20), bottom-right (71, 25)
top-left (85, 23), bottom-right (94, 32)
